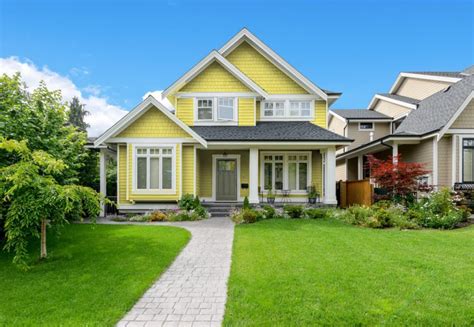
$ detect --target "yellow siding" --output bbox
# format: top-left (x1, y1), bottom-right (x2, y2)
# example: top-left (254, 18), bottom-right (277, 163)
top-left (182, 145), bottom-right (195, 195)
top-left (226, 41), bottom-right (308, 94)
top-left (117, 107), bottom-right (189, 138)
top-left (180, 62), bottom-right (251, 93)
top-left (176, 98), bottom-right (194, 126)
top-left (256, 100), bottom-right (261, 119)
top-left (126, 144), bottom-right (181, 202)
top-left (195, 147), bottom-right (200, 196)
top-left (312, 150), bottom-right (323, 194)
top-left (312, 100), bottom-right (327, 128)
top-left (118, 145), bottom-right (130, 205)
top-left (238, 98), bottom-right (255, 126)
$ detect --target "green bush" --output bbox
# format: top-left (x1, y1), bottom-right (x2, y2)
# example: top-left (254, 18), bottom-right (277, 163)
top-left (230, 209), bottom-right (243, 224)
top-left (178, 194), bottom-right (198, 211)
top-left (242, 209), bottom-right (258, 224)
top-left (243, 196), bottom-right (251, 210)
top-left (283, 205), bottom-right (304, 219)
top-left (304, 208), bottom-right (328, 219)
top-left (262, 205), bottom-right (276, 219)
top-left (417, 189), bottom-right (466, 229)
top-left (128, 214), bottom-right (151, 222)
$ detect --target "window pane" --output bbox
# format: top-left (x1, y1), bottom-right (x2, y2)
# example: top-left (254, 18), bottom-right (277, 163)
top-left (275, 162), bottom-right (283, 190)
top-left (149, 158), bottom-right (160, 189)
top-left (162, 157), bottom-right (172, 189)
top-left (198, 108), bottom-right (212, 120)
top-left (360, 123), bottom-right (373, 130)
top-left (264, 110), bottom-right (273, 117)
top-left (137, 157), bottom-right (147, 189)
top-left (218, 98), bottom-right (234, 120)
top-left (264, 163), bottom-right (272, 190)
top-left (463, 148), bottom-right (473, 182)
top-left (301, 109), bottom-right (311, 117)
top-left (289, 162), bottom-right (297, 190)
top-left (299, 163), bottom-right (307, 190)
top-left (290, 109), bottom-right (299, 116)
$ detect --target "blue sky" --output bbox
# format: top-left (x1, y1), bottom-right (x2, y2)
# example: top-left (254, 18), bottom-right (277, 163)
top-left (1, 0), bottom-right (473, 113)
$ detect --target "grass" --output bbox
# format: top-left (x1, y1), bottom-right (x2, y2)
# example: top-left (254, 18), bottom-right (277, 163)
top-left (224, 219), bottom-right (474, 326)
top-left (0, 224), bottom-right (190, 326)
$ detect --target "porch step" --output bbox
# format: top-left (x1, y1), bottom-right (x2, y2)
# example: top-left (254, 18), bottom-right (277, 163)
top-left (203, 202), bottom-right (241, 218)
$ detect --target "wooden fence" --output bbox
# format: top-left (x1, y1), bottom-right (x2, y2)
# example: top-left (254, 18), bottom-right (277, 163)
top-left (337, 180), bottom-right (373, 208)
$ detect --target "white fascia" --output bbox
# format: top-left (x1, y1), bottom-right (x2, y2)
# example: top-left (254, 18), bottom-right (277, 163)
top-left (368, 94), bottom-right (417, 110)
top-left (389, 72), bottom-right (461, 94)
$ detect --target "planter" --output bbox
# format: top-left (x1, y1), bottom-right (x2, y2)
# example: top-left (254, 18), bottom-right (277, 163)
top-left (267, 197), bottom-right (275, 204)
top-left (308, 197), bottom-right (316, 204)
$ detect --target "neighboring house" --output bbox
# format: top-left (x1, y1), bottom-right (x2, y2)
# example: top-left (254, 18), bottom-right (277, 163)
top-left (94, 28), bottom-right (351, 211)
top-left (330, 66), bottom-right (474, 189)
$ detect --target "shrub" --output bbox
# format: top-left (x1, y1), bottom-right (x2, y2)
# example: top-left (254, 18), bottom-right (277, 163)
top-left (242, 209), bottom-right (258, 224)
top-left (178, 194), bottom-right (198, 211)
top-left (128, 214), bottom-right (151, 222)
top-left (110, 216), bottom-right (128, 222)
top-left (283, 205), bottom-right (304, 219)
top-left (230, 209), bottom-right (243, 224)
top-left (150, 210), bottom-right (168, 222)
top-left (262, 205), bottom-right (276, 219)
top-left (194, 205), bottom-right (209, 219)
top-left (243, 196), bottom-right (251, 210)
top-left (417, 189), bottom-right (467, 229)
top-left (304, 208), bottom-right (328, 219)
top-left (344, 205), bottom-right (373, 225)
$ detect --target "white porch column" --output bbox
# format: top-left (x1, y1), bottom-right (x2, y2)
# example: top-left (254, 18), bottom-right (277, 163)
top-left (249, 147), bottom-right (259, 204)
top-left (357, 155), bottom-right (363, 180)
top-left (392, 142), bottom-right (398, 163)
top-left (324, 147), bottom-right (337, 205)
top-left (99, 148), bottom-right (107, 217)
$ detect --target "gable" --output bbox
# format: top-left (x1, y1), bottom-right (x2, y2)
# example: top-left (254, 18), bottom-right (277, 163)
top-left (226, 41), bottom-right (308, 94)
top-left (395, 77), bottom-right (452, 100)
top-left (116, 106), bottom-right (191, 138)
top-left (373, 99), bottom-right (411, 118)
top-left (179, 61), bottom-right (252, 93)
top-left (451, 99), bottom-right (474, 129)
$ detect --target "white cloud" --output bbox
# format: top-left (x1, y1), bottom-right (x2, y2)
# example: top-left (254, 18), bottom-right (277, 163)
top-left (0, 57), bottom-right (128, 137)
top-left (143, 90), bottom-right (175, 112)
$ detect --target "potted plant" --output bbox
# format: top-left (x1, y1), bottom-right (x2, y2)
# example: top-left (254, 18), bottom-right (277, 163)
top-left (308, 185), bottom-right (320, 204)
top-left (266, 185), bottom-right (275, 204)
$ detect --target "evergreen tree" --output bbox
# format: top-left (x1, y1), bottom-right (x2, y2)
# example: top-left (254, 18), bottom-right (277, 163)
top-left (68, 96), bottom-right (90, 131)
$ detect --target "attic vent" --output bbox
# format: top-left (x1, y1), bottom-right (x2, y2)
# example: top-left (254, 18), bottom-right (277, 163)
top-left (443, 86), bottom-right (451, 93)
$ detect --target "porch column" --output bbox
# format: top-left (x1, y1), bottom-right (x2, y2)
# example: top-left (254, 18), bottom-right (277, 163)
top-left (249, 147), bottom-right (259, 204)
top-left (324, 147), bottom-right (337, 205)
top-left (99, 148), bottom-right (107, 217)
top-left (392, 142), bottom-right (398, 163)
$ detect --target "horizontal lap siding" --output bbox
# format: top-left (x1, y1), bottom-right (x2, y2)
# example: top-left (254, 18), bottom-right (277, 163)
top-left (238, 98), bottom-right (255, 126)
top-left (438, 136), bottom-right (452, 187)
top-left (312, 150), bottom-right (323, 194)
top-left (226, 41), bottom-right (308, 94)
top-left (451, 99), bottom-right (474, 128)
top-left (395, 78), bottom-right (452, 100)
top-left (182, 145), bottom-right (195, 196)
top-left (176, 98), bottom-right (194, 126)
top-left (399, 138), bottom-right (433, 180)
top-left (118, 145), bottom-right (130, 205)
top-left (373, 100), bottom-right (411, 118)
top-left (313, 100), bottom-right (327, 128)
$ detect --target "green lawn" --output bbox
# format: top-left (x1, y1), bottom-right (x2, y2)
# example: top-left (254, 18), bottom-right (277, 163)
top-left (0, 224), bottom-right (190, 326)
top-left (224, 219), bottom-right (474, 326)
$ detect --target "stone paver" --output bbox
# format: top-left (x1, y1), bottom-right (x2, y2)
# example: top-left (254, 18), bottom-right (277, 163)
top-left (117, 217), bottom-right (234, 327)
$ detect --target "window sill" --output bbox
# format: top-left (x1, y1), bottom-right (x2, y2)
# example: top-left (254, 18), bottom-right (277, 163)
top-left (193, 121), bottom-right (238, 126)
top-left (132, 189), bottom-right (177, 195)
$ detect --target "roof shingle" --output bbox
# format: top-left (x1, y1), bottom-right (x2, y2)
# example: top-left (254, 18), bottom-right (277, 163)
top-left (331, 109), bottom-right (391, 120)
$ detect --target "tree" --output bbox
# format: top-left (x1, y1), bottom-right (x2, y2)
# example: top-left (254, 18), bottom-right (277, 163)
top-left (0, 73), bottom-right (88, 184)
top-left (367, 154), bottom-right (430, 203)
top-left (0, 138), bottom-right (102, 269)
top-left (68, 96), bottom-right (90, 131)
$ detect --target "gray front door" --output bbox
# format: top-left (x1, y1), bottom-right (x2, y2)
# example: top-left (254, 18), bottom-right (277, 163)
top-left (216, 159), bottom-right (237, 201)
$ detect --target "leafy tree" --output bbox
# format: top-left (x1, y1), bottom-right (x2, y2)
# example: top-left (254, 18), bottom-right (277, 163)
top-left (0, 73), bottom-right (88, 184)
top-left (367, 154), bottom-right (429, 203)
top-left (68, 96), bottom-right (90, 131)
top-left (0, 138), bottom-right (102, 269)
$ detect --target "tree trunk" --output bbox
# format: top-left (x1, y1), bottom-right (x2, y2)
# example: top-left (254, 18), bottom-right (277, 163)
top-left (40, 219), bottom-right (47, 259)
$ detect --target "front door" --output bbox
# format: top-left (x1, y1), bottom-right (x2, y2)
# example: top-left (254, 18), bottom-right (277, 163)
top-left (216, 159), bottom-right (237, 201)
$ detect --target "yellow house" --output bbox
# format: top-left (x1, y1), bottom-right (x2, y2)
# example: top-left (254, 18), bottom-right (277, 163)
top-left (94, 28), bottom-right (351, 211)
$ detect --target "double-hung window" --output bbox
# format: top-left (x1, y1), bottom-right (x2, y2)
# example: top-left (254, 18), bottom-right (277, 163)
top-left (289, 101), bottom-right (312, 117)
top-left (463, 138), bottom-right (474, 183)
top-left (263, 101), bottom-right (285, 117)
top-left (263, 153), bottom-right (310, 192)
top-left (136, 147), bottom-right (174, 190)
top-left (196, 97), bottom-right (236, 123)
top-left (262, 100), bottom-right (313, 119)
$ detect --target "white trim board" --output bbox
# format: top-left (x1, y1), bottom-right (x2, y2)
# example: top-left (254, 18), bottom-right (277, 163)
top-left (218, 28), bottom-right (328, 100)
top-left (389, 72), bottom-right (461, 94)
top-left (94, 96), bottom-right (207, 147)
top-left (368, 94), bottom-right (417, 110)
top-left (162, 50), bottom-right (268, 98)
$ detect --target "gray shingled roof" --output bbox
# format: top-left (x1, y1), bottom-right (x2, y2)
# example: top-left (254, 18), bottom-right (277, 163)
top-left (321, 88), bottom-right (342, 96)
top-left (408, 71), bottom-right (464, 78)
top-left (191, 122), bottom-right (351, 142)
top-left (332, 109), bottom-right (391, 120)
top-left (395, 75), bottom-right (474, 135)
top-left (378, 93), bottom-right (421, 105)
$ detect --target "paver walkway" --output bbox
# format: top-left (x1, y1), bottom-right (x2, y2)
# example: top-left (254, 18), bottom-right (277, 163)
top-left (117, 217), bottom-right (234, 327)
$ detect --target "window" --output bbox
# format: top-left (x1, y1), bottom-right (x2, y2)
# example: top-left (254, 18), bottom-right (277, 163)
top-left (135, 147), bottom-right (174, 190)
top-left (217, 98), bottom-right (234, 120)
top-left (263, 153), bottom-right (310, 191)
top-left (463, 138), bottom-right (474, 183)
top-left (261, 100), bottom-right (313, 119)
top-left (359, 122), bottom-right (374, 131)
top-left (196, 97), bottom-right (236, 122)
top-left (197, 99), bottom-right (213, 120)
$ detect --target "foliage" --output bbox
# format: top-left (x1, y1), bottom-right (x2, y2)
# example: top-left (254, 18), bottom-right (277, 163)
top-left (367, 154), bottom-right (429, 204)
top-left (0, 73), bottom-right (90, 184)
top-left (307, 184), bottom-right (320, 198)
top-left (67, 96), bottom-right (89, 132)
top-left (128, 214), bottom-right (151, 222)
top-left (283, 205), bottom-right (305, 219)
top-left (304, 208), bottom-right (328, 219)
top-left (0, 138), bottom-right (102, 269)
top-left (262, 205), bottom-right (276, 220)
top-left (167, 210), bottom-right (202, 222)
top-left (177, 194), bottom-right (208, 220)
top-left (243, 196), bottom-right (250, 210)
top-left (149, 211), bottom-right (167, 222)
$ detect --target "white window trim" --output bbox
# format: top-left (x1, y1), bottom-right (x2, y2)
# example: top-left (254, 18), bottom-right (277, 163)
top-left (260, 151), bottom-right (312, 194)
top-left (358, 122), bottom-right (374, 131)
top-left (259, 99), bottom-right (314, 121)
top-left (132, 144), bottom-right (177, 194)
top-left (194, 97), bottom-right (238, 125)
top-left (212, 154), bottom-right (241, 202)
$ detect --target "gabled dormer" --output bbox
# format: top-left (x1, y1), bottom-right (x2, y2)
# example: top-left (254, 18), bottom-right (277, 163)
top-left (161, 28), bottom-right (339, 129)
